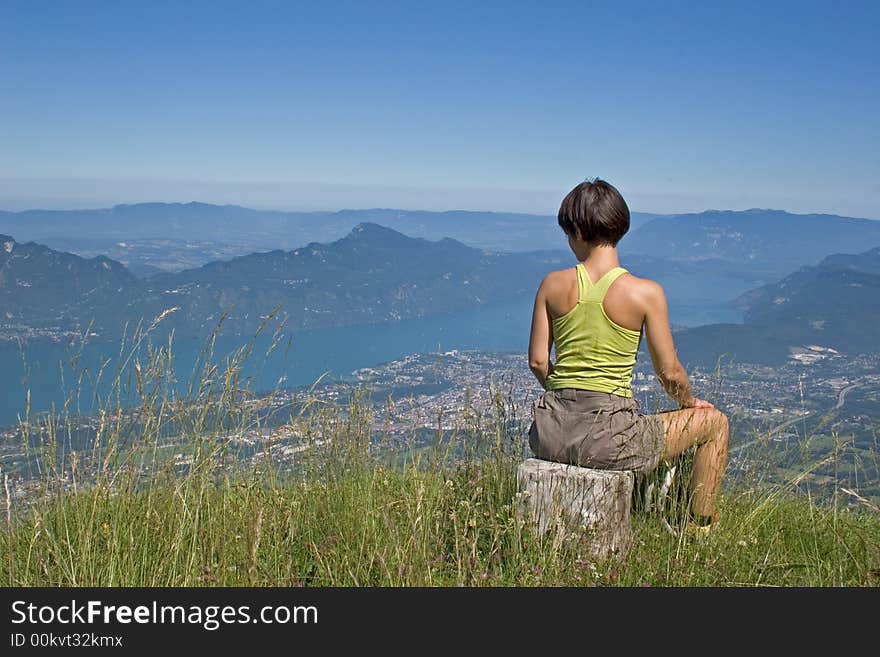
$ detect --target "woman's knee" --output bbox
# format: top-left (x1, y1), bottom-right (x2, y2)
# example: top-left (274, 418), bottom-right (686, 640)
top-left (693, 407), bottom-right (728, 443)
top-left (708, 409), bottom-right (729, 445)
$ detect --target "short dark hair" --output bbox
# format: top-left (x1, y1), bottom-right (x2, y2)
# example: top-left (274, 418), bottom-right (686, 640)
top-left (557, 178), bottom-right (630, 246)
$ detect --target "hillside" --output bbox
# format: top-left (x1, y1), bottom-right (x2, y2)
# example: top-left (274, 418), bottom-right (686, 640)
top-left (0, 234), bottom-right (138, 335)
top-left (4, 381), bottom-right (878, 587)
top-left (736, 247), bottom-right (880, 326)
top-left (136, 222), bottom-right (559, 335)
top-left (0, 224), bottom-right (564, 340)
top-left (675, 246), bottom-right (880, 365)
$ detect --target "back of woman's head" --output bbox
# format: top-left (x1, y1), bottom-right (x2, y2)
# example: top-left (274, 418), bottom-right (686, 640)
top-left (558, 178), bottom-right (630, 246)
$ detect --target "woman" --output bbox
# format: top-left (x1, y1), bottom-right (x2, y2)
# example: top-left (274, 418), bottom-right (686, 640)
top-left (527, 179), bottom-right (728, 532)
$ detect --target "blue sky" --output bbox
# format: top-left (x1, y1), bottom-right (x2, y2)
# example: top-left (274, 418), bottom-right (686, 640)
top-left (1, 0), bottom-right (878, 217)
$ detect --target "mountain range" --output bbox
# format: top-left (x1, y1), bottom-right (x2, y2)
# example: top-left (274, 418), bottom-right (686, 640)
top-left (675, 247), bottom-right (880, 365)
top-left (3, 203), bottom-right (879, 283)
top-left (2, 207), bottom-right (879, 365)
top-left (0, 235), bottom-right (138, 334)
top-left (623, 208), bottom-right (880, 280)
top-left (0, 203), bottom-right (583, 254)
top-left (0, 224), bottom-right (564, 339)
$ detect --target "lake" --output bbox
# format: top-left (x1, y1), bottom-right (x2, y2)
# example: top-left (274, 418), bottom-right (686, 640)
top-left (0, 297), bottom-right (742, 427)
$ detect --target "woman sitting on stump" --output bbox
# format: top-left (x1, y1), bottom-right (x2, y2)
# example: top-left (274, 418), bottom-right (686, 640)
top-left (527, 178), bottom-right (728, 534)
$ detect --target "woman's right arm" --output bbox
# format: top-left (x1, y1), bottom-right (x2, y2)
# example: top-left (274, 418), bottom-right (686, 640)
top-left (641, 280), bottom-right (713, 409)
top-left (528, 275), bottom-right (554, 388)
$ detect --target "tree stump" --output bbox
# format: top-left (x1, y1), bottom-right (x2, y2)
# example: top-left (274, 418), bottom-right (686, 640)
top-left (517, 458), bottom-right (633, 561)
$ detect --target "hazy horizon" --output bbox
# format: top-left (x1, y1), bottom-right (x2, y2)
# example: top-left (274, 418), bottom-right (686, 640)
top-left (1, 177), bottom-right (878, 221)
top-left (2, 2), bottom-right (877, 220)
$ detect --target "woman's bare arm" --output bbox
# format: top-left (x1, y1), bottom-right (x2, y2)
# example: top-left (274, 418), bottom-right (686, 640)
top-left (642, 280), bottom-right (712, 408)
top-left (528, 275), bottom-right (555, 388)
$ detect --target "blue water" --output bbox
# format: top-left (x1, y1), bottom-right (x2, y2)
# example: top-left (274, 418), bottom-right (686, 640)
top-left (0, 297), bottom-right (741, 427)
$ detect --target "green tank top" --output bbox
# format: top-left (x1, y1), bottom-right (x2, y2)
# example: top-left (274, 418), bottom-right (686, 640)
top-left (544, 264), bottom-right (642, 398)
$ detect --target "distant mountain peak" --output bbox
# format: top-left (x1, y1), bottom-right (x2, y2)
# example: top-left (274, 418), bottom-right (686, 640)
top-left (342, 222), bottom-right (423, 244)
top-left (351, 221), bottom-right (399, 234)
top-left (342, 222), bottom-right (474, 253)
top-left (110, 201), bottom-right (250, 213)
top-left (699, 207), bottom-right (785, 216)
top-left (339, 222), bottom-right (408, 243)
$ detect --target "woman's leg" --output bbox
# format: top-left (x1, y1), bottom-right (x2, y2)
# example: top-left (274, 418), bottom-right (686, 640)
top-left (655, 407), bottom-right (729, 518)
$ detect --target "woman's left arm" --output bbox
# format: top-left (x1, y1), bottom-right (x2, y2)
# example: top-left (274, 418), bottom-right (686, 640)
top-left (528, 276), bottom-right (555, 388)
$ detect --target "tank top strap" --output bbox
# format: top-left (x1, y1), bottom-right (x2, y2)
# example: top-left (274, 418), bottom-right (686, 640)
top-left (582, 266), bottom-right (628, 302)
top-left (575, 263), bottom-right (590, 302)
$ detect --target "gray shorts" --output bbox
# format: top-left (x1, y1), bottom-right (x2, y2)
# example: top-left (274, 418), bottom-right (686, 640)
top-left (528, 388), bottom-right (666, 475)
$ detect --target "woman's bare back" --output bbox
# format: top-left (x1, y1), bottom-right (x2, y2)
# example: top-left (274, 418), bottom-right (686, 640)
top-left (542, 264), bottom-right (652, 332)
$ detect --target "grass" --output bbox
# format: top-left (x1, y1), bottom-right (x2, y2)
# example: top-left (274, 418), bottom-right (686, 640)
top-left (1, 311), bottom-right (879, 587)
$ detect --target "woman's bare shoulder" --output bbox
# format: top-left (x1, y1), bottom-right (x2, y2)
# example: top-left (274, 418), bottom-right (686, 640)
top-left (617, 271), bottom-right (666, 305)
top-left (538, 266), bottom-right (577, 291)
